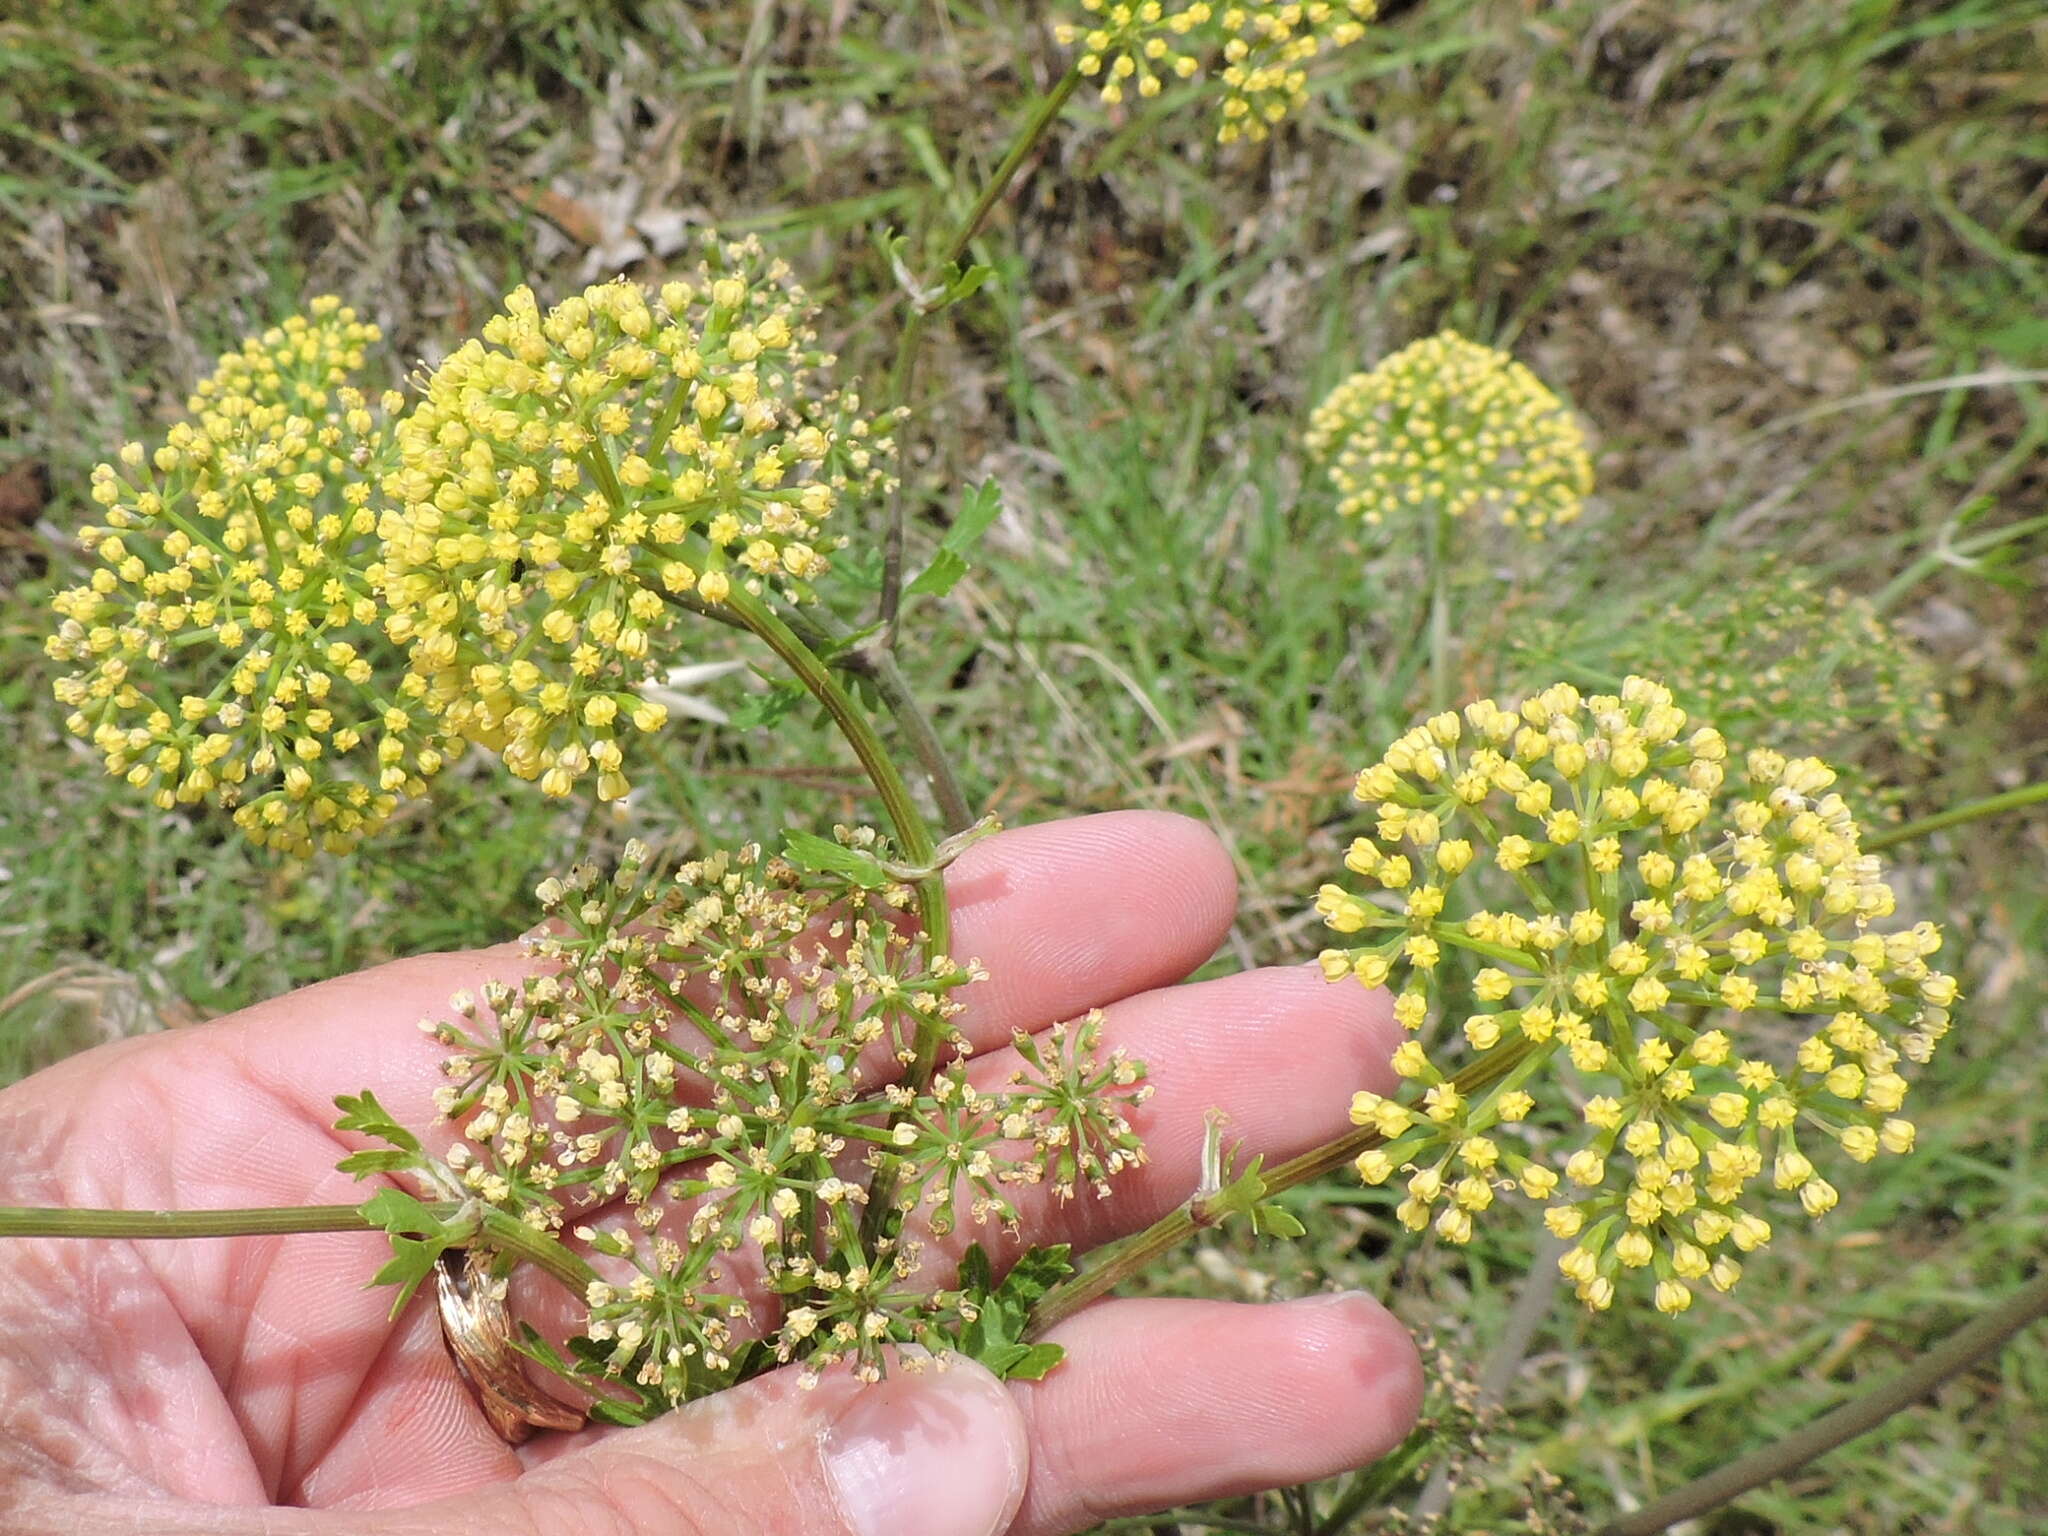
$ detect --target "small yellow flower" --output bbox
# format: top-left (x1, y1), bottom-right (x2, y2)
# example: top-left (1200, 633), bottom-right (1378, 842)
top-left (1055, 0), bottom-right (1377, 141)
top-left (1314, 677), bottom-right (1955, 1315)
top-left (1305, 331), bottom-right (1594, 535)
top-left (376, 236), bottom-right (899, 802)
top-left (47, 299), bottom-right (450, 855)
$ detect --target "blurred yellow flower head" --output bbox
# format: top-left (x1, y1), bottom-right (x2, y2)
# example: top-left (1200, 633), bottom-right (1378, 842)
top-left (1318, 678), bottom-right (1954, 1314)
top-left (1306, 330), bottom-right (1594, 534)
top-left (1055, 1), bottom-right (1377, 141)
top-left (375, 236), bottom-right (899, 803)
top-left (47, 299), bottom-right (448, 856)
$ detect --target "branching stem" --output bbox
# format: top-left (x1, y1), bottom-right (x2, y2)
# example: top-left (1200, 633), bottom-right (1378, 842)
top-left (1027, 1041), bottom-right (1536, 1336)
top-left (876, 63), bottom-right (1082, 635)
top-left (1864, 779), bottom-right (2048, 851)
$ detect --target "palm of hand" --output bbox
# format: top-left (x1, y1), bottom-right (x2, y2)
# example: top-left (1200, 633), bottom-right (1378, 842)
top-left (0, 815), bottom-right (1420, 1536)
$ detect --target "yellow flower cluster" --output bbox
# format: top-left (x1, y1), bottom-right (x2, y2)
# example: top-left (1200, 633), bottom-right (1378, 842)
top-left (1305, 330), bottom-right (1594, 534)
top-left (1316, 678), bottom-right (1956, 1315)
top-left (1054, 1), bottom-right (1377, 141)
top-left (46, 299), bottom-right (450, 856)
top-left (377, 236), bottom-right (899, 802)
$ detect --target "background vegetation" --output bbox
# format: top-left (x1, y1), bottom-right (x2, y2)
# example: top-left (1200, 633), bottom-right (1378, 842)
top-left (1, 0), bottom-right (2043, 1528)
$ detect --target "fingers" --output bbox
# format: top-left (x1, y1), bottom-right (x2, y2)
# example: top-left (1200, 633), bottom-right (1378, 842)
top-left (1008, 1294), bottom-right (1424, 1536)
top-left (943, 810), bottom-right (1238, 1050)
top-left (935, 965), bottom-right (1399, 1264)
top-left (211, 810), bottom-right (1236, 1137)
top-left (410, 1293), bottom-right (1418, 1536)
top-left (355, 1354), bottom-right (1030, 1536)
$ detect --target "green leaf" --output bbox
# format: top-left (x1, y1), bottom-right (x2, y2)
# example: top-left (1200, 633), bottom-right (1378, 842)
top-left (588, 1398), bottom-right (657, 1428)
top-left (939, 261), bottom-right (994, 307)
top-left (782, 830), bottom-right (891, 889)
top-left (368, 1233), bottom-right (448, 1314)
top-left (334, 1089), bottom-right (421, 1153)
top-left (906, 479), bottom-right (1002, 600)
top-left (1252, 1202), bottom-right (1307, 1239)
top-left (955, 1243), bottom-right (1074, 1380)
top-left (356, 1188), bottom-right (474, 1319)
top-left (727, 680), bottom-right (808, 730)
top-left (337, 1147), bottom-right (425, 1176)
top-left (955, 1242), bottom-right (995, 1297)
top-left (992, 1245), bottom-right (1075, 1315)
top-left (993, 1342), bottom-right (1066, 1381)
top-left (358, 1186), bottom-right (440, 1235)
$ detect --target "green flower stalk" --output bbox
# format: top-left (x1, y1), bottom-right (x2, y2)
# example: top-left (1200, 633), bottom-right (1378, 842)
top-left (380, 835), bottom-right (1149, 1408)
top-left (1315, 677), bottom-right (1956, 1315)
top-left (46, 299), bottom-right (453, 856)
top-left (1056, 0), bottom-right (1378, 140)
top-left (378, 237), bottom-right (902, 803)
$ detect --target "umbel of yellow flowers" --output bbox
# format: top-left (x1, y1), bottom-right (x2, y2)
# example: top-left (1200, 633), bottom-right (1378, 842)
top-left (50, 238), bottom-right (903, 851)
top-left (1317, 678), bottom-right (1956, 1316)
top-left (46, 300), bottom-right (453, 857)
top-left (1306, 330), bottom-right (1595, 534)
top-left (1056, 1), bottom-right (1378, 140)
top-left (378, 237), bottom-right (899, 802)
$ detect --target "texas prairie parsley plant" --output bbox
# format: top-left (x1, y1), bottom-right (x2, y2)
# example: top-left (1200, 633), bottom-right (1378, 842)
top-left (1056, 1), bottom-right (1378, 138)
top-left (1316, 678), bottom-right (1956, 1315)
top-left (46, 298), bottom-right (452, 856)
top-left (396, 835), bottom-right (1149, 1408)
top-left (1511, 559), bottom-right (1947, 797)
top-left (1305, 330), bottom-right (1594, 535)
top-left (377, 235), bottom-right (902, 803)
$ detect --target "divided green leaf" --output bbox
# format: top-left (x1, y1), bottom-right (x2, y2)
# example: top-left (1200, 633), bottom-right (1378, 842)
top-left (782, 830), bottom-right (891, 888)
top-left (956, 1243), bottom-right (1073, 1381)
top-left (906, 479), bottom-right (1003, 600)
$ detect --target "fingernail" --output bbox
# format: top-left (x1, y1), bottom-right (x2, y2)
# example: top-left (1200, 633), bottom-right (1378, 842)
top-left (824, 1357), bottom-right (1028, 1536)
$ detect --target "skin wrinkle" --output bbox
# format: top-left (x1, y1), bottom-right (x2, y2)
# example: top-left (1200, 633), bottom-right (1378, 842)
top-left (122, 1063), bottom-right (377, 1500)
top-left (295, 1290), bottom-right (523, 1510)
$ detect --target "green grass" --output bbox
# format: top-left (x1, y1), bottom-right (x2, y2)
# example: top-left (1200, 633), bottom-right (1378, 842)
top-left (2, 0), bottom-right (2045, 1530)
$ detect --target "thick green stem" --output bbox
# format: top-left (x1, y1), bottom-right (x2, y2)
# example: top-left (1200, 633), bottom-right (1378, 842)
top-left (807, 605), bottom-right (976, 834)
top-left (0, 1203), bottom-right (375, 1240)
top-left (1027, 1040), bottom-right (1537, 1336)
top-left (663, 591), bottom-right (974, 832)
top-left (721, 585), bottom-right (946, 952)
top-left (1865, 779), bottom-right (2048, 852)
top-left (0, 1203), bottom-right (598, 1295)
top-left (1595, 1265), bottom-right (2048, 1536)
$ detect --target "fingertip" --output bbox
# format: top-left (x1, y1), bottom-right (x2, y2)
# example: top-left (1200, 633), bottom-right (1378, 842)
top-left (1286, 1292), bottom-right (1427, 1465)
top-left (824, 1355), bottom-right (1029, 1536)
top-left (1008, 1294), bottom-right (1425, 1535)
top-left (951, 809), bottom-right (1237, 918)
top-left (944, 812), bottom-right (1239, 1038)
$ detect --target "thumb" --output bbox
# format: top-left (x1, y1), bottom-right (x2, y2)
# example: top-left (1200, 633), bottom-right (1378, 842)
top-left (383, 1356), bottom-right (1030, 1536)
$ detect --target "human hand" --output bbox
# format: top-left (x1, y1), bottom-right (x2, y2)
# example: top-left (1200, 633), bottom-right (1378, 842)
top-left (0, 812), bottom-right (1421, 1536)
